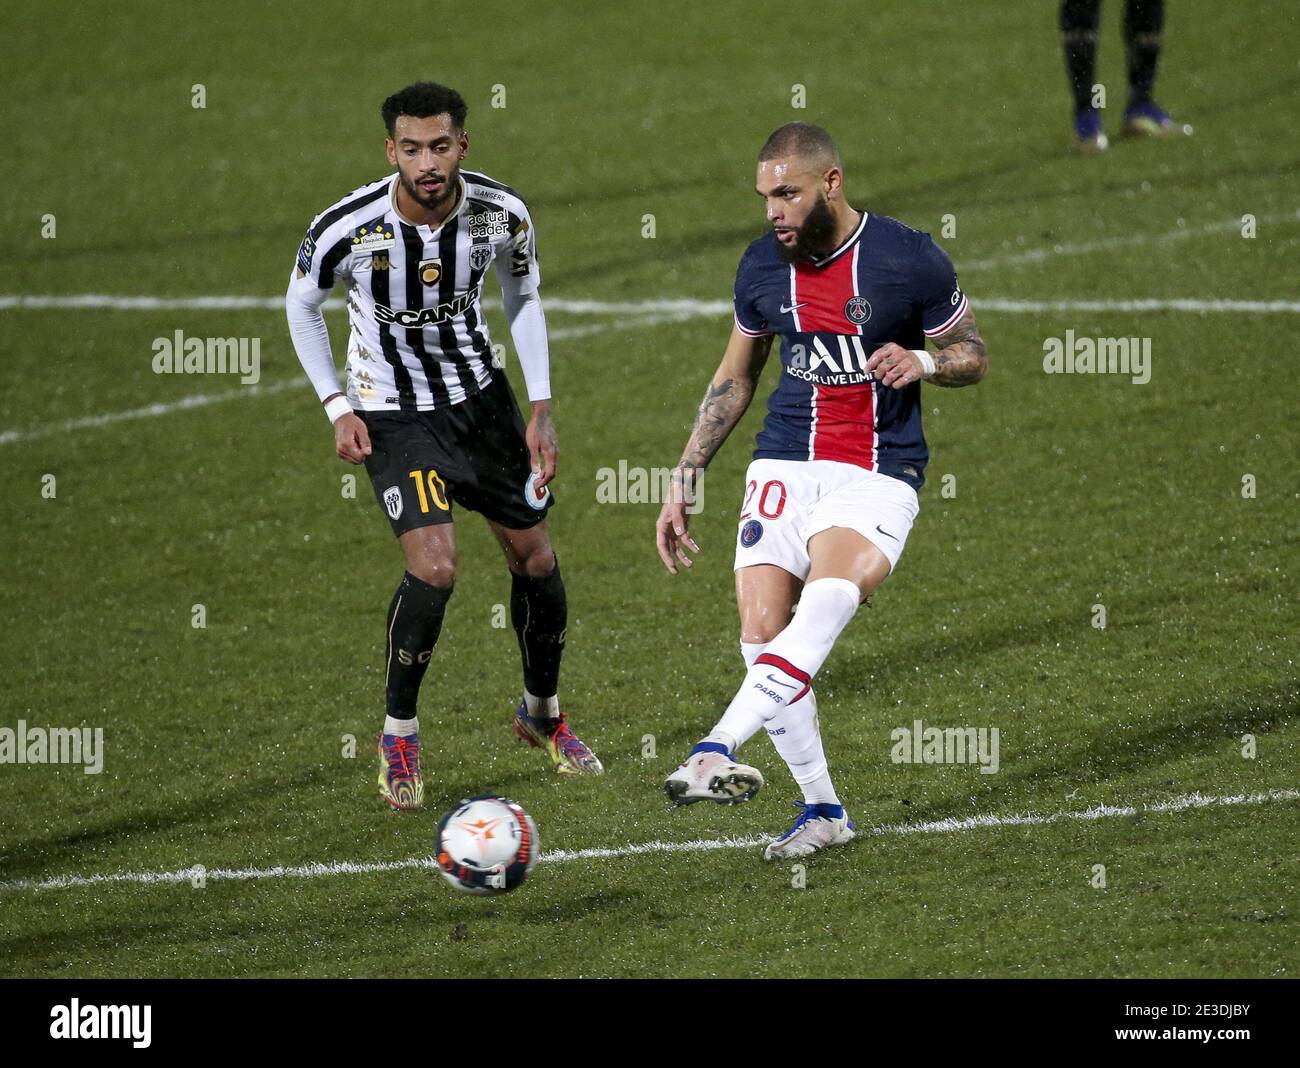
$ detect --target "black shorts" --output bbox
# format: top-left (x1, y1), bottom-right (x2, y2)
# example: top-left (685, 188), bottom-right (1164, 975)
top-left (359, 378), bottom-right (553, 536)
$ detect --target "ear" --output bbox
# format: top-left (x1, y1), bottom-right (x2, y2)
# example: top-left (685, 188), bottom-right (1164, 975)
top-left (458, 131), bottom-right (470, 160)
top-left (824, 166), bottom-right (843, 200)
top-left (385, 137), bottom-right (398, 167)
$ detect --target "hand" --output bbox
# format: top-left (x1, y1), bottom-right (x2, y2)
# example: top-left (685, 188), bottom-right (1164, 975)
top-left (334, 412), bottom-right (372, 464)
top-left (526, 401), bottom-right (558, 488)
top-left (865, 342), bottom-right (926, 390)
top-left (655, 465), bottom-right (702, 575)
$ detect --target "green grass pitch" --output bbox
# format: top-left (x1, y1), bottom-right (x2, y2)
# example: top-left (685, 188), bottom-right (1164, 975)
top-left (0, 1), bottom-right (1296, 977)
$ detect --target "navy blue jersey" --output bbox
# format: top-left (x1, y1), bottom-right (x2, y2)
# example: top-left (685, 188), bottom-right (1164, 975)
top-left (733, 212), bottom-right (968, 491)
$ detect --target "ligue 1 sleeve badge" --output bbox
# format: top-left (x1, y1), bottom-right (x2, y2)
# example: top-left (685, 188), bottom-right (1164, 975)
top-left (524, 472), bottom-right (551, 510)
top-left (740, 519), bottom-right (764, 546)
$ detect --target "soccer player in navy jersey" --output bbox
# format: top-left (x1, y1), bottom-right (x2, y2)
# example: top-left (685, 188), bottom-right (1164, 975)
top-left (655, 122), bottom-right (988, 859)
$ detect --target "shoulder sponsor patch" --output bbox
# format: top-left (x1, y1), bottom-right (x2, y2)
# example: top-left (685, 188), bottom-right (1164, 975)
top-left (296, 233), bottom-right (316, 274)
top-left (508, 218), bottom-right (532, 278)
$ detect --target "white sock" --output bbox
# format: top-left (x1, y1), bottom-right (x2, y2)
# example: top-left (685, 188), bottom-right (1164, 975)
top-left (745, 642), bottom-right (839, 805)
top-left (713, 578), bottom-right (859, 742)
top-left (383, 715), bottom-right (418, 737)
top-left (770, 690), bottom-right (839, 805)
top-left (524, 689), bottom-right (560, 718)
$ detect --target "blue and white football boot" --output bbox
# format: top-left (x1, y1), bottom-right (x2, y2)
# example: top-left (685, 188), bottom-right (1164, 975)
top-left (763, 801), bottom-right (856, 860)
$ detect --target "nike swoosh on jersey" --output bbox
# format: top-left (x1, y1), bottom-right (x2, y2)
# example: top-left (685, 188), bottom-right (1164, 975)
top-left (874, 524), bottom-right (898, 541)
top-left (779, 302), bottom-right (807, 313)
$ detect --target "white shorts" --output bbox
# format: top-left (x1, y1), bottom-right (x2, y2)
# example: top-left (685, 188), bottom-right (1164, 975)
top-left (733, 458), bottom-right (920, 579)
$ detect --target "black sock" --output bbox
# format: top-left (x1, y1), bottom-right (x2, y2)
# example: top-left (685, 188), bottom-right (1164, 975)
top-left (511, 561), bottom-right (567, 711)
top-left (1061, 0), bottom-right (1103, 115)
top-left (1124, 0), bottom-right (1164, 109)
top-left (384, 571), bottom-right (452, 720)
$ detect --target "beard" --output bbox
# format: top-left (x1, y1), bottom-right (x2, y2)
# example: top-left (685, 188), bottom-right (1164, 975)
top-left (775, 194), bottom-right (839, 264)
top-left (400, 169), bottom-right (457, 211)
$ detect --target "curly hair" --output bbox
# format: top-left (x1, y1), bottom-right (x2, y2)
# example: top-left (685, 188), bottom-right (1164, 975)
top-left (381, 82), bottom-right (468, 136)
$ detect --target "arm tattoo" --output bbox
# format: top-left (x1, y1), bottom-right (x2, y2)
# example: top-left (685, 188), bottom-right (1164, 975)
top-left (928, 308), bottom-right (988, 388)
top-left (677, 375), bottom-right (754, 476)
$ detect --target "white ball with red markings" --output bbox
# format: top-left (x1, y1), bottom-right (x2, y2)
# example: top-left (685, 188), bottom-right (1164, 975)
top-left (434, 795), bottom-right (539, 895)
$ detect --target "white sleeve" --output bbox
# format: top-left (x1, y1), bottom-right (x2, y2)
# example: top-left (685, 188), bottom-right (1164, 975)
top-left (285, 269), bottom-right (343, 405)
top-left (499, 283), bottom-right (551, 402)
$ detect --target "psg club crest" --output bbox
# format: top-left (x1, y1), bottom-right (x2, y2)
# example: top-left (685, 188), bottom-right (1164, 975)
top-left (470, 245), bottom-right (493, 273)
top-left (844, 296), bottom-right (872, 325)
top-left (740, 519), bottom-right (764, 547)
top-left (383, 485), bottom-right (403, 520)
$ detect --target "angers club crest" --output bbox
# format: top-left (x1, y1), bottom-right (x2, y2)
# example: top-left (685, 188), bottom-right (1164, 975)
top-left (383, 485), bottom-right (403, 520)
top-left (419, 259), bottom-right (442, 286)
top-left (470, 245), bottom-right (493, 273)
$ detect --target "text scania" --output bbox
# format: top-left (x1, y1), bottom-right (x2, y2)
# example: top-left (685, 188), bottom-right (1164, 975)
top-left (50, 999), bottom-right (151, 1048)
top-left (374, 293), bottom-right (475, 328)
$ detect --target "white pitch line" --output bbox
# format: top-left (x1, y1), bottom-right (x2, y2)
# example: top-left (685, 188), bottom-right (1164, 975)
top-left (0, 380), bottom-right (303, 447)
top-left (0, 314), bottom-right (701, 447)
top-left (2, 787), bottom-right (1295, 894)
top-left (4, 292), bottom-right (1297, 447)
top-left (3, 294), bottom-right (1299, 314)
top-left (963, 209), bottom-right (1300, 272)
top-left (978, 298), bottom-right (1300, 314)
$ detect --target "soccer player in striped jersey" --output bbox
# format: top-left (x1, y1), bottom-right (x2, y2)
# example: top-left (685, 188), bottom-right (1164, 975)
top-left (655, 122), bottom-right (988, 858)
top-left (286, 82), bottom-right (602, 811)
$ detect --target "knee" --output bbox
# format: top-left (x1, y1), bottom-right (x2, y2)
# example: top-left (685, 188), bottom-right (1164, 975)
top-left (512, 545), bottom-right (557, 579)
top-left (740, 623), bottom-right (784, 646)
top-left (406, 557), bottom-right (456, 590)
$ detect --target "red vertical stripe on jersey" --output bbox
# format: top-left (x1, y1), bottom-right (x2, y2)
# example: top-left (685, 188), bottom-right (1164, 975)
top-left (811, 380), bottom-right (875, 467)
top-left (793, 253), bottom-right (857, 332)
top-left (794, 251), bottom-right (874, 468)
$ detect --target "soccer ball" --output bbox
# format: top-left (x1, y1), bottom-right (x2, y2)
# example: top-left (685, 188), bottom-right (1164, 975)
top-left (435, 795), bottom-right (539, 895)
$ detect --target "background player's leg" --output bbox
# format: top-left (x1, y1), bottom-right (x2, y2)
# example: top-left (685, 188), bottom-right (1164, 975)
top-left (1060, 0), bottom-right (1106, 151)
top-left (1123, 0), bottom-right (1163, 110)
top-left (1119, 0), bottom-right (1187, 136)
top-left (490, 518), bottom-right (603, 774)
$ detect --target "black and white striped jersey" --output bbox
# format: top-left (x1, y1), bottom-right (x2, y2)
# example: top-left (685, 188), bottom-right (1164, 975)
top-left (293, 169), bottom-right (540, 411)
